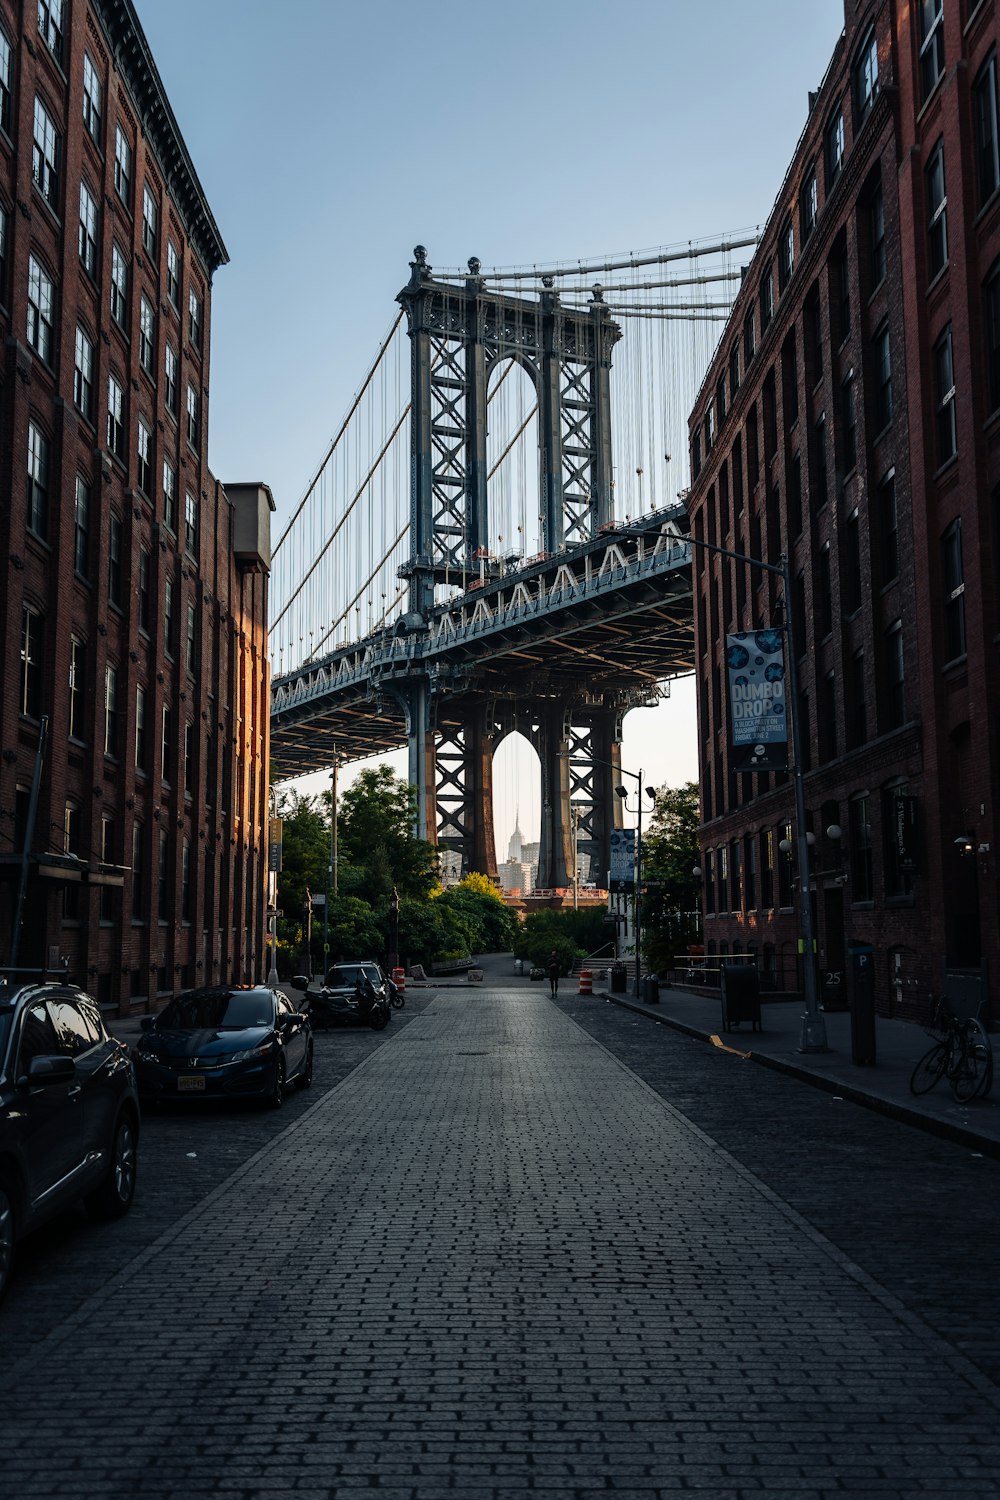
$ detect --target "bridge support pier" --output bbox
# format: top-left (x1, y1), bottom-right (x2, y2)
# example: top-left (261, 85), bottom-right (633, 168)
top-left (435, 704), bottom-right (498, 881)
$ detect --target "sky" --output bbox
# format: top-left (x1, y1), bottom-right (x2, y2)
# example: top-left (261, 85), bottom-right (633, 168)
top-left (135, 0), bottom-right (846, 858)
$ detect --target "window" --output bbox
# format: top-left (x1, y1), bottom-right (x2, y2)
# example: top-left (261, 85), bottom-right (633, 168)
top-left (825, 106), bottom-right (845, 188)
top-left (743, 305), bottom-right (755, 366)
top-left (108, 511), bottom-right (123, 608)
top-left (778, 220), bottom-right (794, 291)
top-left (110, 242), bottom-right (128, 326)
top-left (32, 97), bottom-right (60, 209)
top-left (135, 684), bottom-right (148, 771)
top-left (181, 840), bottom-right (191, 923)
top-left (843, 507), bottom-right (862, 615)
top-left (819, 670), bottom-right (838, 762)
top-left (729, 341), bottom-right (740, 397)
top-left (27, 255), bottom-right (54, 362)
top-left (68, 635), bottom-right (85, 739)
top-left (854, 27), bottom-right (879, 123)
top-left (27, 422), bottom-right (49, 539)
top-left (874, 323), bottom-right (892, 432)
top-left (986, 260), bottom-right (1000, 415)
top-left (841, 371), bottom-right (857, 474)
top-left (167, 240), bottom-right (180, 305)
top-left (186, 383), bottom-right (199, 448)
top-left (163, 457), bottom-right (176, 531)
top-left (104, 663), bottom-right (119, 757)
top-left (185, 600), bottom-right (197, 673)
top-left (926, 139), bottom-right (948, 279)
top-left (188, 286), bottom-right (201, 348)
top-left (848, 649), bottom-right (867, 749)
top-left (868, 180), bottom-right (886, 289)
top-left (79, 182), bottom-right (98, 276)
top-left (883, 620), bottom-right (905, 729)
top-left (691, 426), bottom-right (702, 479)
top-left (759, 262), bottom-right (773, 331)
top-left (99, 817), bottom-right (116, 921)
top-left (933, 326), bottom-right (957, 466)
top-left (800, 164), bottom-right (818, 244)
top-left (704, 401), bottom-right (715, 454)
top-left (805, 285), bottom-right (823, 384)
top-left (974, 54), bottom-right (1000, 207)
top-left (760, 830), bottom-right (774, 909)
top-left (0, 28), bottom-right (11, 134)
top-left (37, 0), bottom-right (63, 62)
top-left (942, 518), bottom-right (966, 661)
top-left (158, 831), bottom-right (170, 922)
top-left (74, 475), bottom-right (90, 577)
top-left (161, 703), bottom-right (173, 782)
top-left (0, 202), bottom-right (7, 303)
top-left (74, 326), bottom-right (95, 420)
top-left (184, 491), bottom-right (198, 554)
top-left (878, 471), bottom-right (898, 585)
top-left (138, 547), bottom-right (150, 632)
top-left (164, 343), bottom-right (178, 414)
top-left (831, 239), bottom-right (850, 344)
top-left (137, 418), bottom-right (152, 495)
top-left (139, 295), bottom-right (155, 375)
top-left (83, 53), bottom-right (102, 143)
top-left (164, 575), bottom-right (175, 657)
top-left (788, 452), bottom-right (803, 539)
top-left (715, 373), bottom-right (726, 428)
top-left (20, 606), bottom-right (43, 718)
top-left (132, 822), bottom-right (145, 920)
top-left (777, 822), bottom-right (793, 907)
top-left (817, 542), bottom-right (833, 639)
top-left (811, 412), bottom-right (828, 513)
top-left (184, 722), bottom-right (194, 796)
top-left (717, 844), bottom-right (729, 914)
top-left (142, 184), bottom-right (158, 258)
top-left (919, 0), bottom-right (945, 102)
top-left (849, 794), bottom-right (873, 901)
top-left (107, 374), bottom-right (125, 459)
top-left (114, 125), bottom-right (132, 206)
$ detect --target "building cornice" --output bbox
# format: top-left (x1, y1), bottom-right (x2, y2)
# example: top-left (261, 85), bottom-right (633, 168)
top-left (94, 0), bottom-right (229, 276)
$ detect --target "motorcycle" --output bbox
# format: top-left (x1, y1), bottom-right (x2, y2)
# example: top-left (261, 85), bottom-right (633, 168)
top-left (387, 977), bottom-right (405, 1010)
top-left (289, 975), bottom-right (390, 1031)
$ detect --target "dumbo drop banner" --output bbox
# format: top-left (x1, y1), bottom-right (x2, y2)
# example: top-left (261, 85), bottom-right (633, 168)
top-left (725, 630), bottom-right (789, 773)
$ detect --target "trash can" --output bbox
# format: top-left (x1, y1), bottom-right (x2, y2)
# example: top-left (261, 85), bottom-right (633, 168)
top-left (610, 962), bottom-right (628, 994)
top-left (642, 973), bottom-right (660, 1005)
top-left (719, 962), bottom-right (762, 1032)
top-left (847, 943), bottom-right (876, 1065)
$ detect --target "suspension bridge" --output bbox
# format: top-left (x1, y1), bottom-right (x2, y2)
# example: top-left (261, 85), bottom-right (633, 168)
top-left (269, 234), bottom-right (756, 889)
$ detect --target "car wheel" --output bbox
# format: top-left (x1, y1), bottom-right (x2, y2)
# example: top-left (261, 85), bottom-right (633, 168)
top-left (0, 1179), bottom-right (16, 1303)
top-left (266, 1056), bottom-right (285, 1109)
top-left (370, 1006), bottom-right (390, 1031)
top-left (87, 1112), bottom-right (138, 1221)
top-left (299, 1041), bottom-right (314, 1090)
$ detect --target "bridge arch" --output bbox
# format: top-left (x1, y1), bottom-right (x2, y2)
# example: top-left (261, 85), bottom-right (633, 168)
top-left (486, 357), bottom-right (542, 564)
top-left (492, 728), bottom-right (541, 894)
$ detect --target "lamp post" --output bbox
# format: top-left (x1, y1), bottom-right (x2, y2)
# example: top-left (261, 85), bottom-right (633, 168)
top-left (266, 786), bottom-right (279, 987)
top-left (615, 770), bottom-right (658, 1000)
top-left (618, 524), bottom-right (826, 1052)
top-left (322, 749), bottom-right (339, 981)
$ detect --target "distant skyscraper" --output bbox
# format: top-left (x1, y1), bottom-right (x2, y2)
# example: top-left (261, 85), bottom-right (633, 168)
top-left (507, 816), bottom-right (524, 863)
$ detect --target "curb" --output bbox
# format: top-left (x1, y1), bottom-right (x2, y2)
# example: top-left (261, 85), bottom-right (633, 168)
top-left (598, 989), bottom-right (1000, 1160)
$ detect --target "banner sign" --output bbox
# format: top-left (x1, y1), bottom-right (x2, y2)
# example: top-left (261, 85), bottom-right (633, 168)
top-left (609, 828), bottom-right (635, 891)
top-left (726, 629), bottom-right (789, 772)
top-left (892, 792), bottom-right (918, 870)
top-left (268, 817), bottom-right (283, 873)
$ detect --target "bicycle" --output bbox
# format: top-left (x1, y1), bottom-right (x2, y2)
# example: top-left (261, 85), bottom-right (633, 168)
top-left (909, 998), bottom-right (994, 1102)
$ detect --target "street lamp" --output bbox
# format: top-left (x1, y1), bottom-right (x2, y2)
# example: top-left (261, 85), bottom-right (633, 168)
top-left (266, 786), bottom-right (279, 987)
top-left (615, 772), bottom-right (658, 1000)
top-left (619, 522), bottom-right (826, 1052)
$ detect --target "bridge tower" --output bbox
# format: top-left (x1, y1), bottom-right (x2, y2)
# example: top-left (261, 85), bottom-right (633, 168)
top-left (395, 248), bottom-right (629, 890)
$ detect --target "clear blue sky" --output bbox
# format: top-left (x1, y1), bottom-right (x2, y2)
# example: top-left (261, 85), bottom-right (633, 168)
top-left (135, 0), bottom-right (846, 856)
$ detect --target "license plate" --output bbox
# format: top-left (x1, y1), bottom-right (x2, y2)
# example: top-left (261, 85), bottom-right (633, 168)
top-left (178, 1075), bottom-right (206, 1092)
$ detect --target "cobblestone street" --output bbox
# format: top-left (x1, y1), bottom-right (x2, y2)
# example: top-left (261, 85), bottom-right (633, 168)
top-left (4, 986), bottom-right (1000, 1498)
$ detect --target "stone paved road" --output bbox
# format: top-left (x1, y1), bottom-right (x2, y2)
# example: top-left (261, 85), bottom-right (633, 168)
top-left (4, 987), bottom-right (1000, 1499)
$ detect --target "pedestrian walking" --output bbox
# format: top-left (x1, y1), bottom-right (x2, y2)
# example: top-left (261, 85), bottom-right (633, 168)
top-left (547, 951), bottom-right (561, 997)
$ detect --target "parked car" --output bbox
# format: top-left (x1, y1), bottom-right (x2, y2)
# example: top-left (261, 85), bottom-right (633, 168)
top-left (131, 986), bottom-right (312, 1108)
top-left (323, 961), bottom-right (390, 1000)
top-left (0, 978), bottom-right (140, 1303)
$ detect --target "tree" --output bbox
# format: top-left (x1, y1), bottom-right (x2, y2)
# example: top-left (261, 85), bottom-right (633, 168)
top-left (641, 782), bottom-right (701, 970)
top-left (438, 874), bottom-right (517, 953)
top-left (274, 792), bottom-right (330, 946)
top-left (334, 767), bottom-right (437, 905)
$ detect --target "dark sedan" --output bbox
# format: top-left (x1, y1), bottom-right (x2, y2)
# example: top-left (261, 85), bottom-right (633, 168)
top-left (0, 979), bottom-right (139, 1302)
top-left (132, 986), bottom-right (312, 1108)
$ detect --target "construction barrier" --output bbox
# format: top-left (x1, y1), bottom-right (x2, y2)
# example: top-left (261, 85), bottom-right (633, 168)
top-left (391, 967), bottom-right (405, 991)
top-left (578, 969), bottom-right (593, 996)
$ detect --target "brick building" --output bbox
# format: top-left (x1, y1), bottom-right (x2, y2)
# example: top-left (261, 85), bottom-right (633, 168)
top-left (0, 0), bottom-right (272, 1012)
top-left (687, 0), bottom-right (999, 1020)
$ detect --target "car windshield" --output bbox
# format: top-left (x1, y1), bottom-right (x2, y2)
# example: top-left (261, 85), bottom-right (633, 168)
top-left (156, 990), bottom-right (274, 1031)
top-left (329, 965), bottom-right (379, 986)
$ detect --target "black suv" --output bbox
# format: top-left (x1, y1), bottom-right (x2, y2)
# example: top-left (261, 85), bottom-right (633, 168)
top-left (0, 979), bottom-right (140, 1302)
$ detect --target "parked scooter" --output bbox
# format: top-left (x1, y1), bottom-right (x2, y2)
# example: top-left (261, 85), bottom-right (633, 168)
top-left (289, 975), bottom-right (390, 1031)
top-left (387, 977), bottom-right (405, 1010)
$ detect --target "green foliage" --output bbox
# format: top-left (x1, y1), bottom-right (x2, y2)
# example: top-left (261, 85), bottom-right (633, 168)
top-left (438, 876), bottom-right (517, 954)
top-left (334, 766), bottom-right (437, 905)
top-left (397, 896), bottom-right (475, 970)
top-left (323, 894), bottom-right (385, 965)
top-left (274, 792), bottom-right (330, 929)
top-left (511, 909), bottom-right (598, 974)
top-left (641, 781), bottom-right (702, 968)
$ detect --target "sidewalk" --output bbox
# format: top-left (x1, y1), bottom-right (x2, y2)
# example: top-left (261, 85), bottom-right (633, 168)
top-left (597, 981), bottom-right (1000, 1155)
